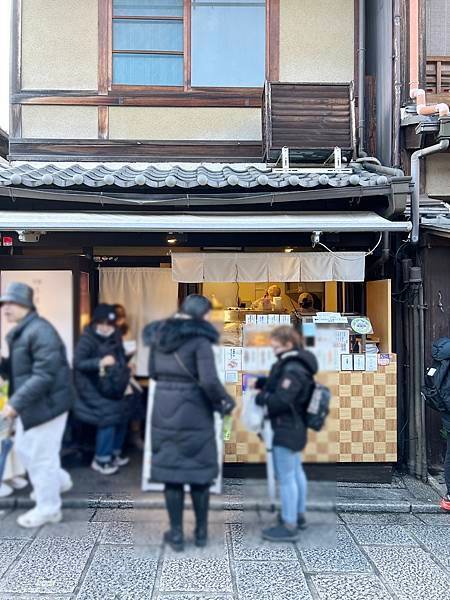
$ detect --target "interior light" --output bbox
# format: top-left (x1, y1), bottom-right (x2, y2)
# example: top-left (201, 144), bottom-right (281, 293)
top-left (284, 247), bottom-right (294, 253)
top-left (167, 236), bottom-right (178, 245)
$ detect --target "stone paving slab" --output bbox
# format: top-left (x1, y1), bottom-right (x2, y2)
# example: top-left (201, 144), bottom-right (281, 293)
top-left (339, 512), bottom-right (422, 525)
top-left (0, 537), bottom-right (95, 595)
top-left (299, 525), bottom-right (371, 573)
top-left (364, 546), bottom-right (450, 600)
top-left (346, 524), bottom-right (418, 545)
top-left (75, 545), bottom-right (159, 600)
top-left (311, 573), bottom-right (394, 600)
top-left (234, 560), bottom-right (312, 600)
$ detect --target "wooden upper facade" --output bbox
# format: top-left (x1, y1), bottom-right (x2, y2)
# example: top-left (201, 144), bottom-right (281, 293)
top-left (10, 0), bottom-right (358, 162)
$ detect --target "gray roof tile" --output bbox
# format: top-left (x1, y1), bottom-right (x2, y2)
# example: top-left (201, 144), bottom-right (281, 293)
top-left (0, 163), bottom-right (392, 191)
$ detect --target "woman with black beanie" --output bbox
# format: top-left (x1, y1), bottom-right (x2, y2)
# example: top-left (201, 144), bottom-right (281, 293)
top-left (143, 294), bottom-right (235, 551)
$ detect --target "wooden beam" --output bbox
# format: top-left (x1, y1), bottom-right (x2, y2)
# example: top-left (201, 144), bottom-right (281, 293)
top-left (9, 139), bottom-right (263, 162)
top-left (12, 89), bottom-right (263, 108)
top-left (98, 106), bottom-right (109, 140)
top-left (267, 0), bottom-right (280, 81)
top-left (98, 0), bottom-right (112, 95)
top-left (10, 104), bottom-right (22, 140)
top-left (11, 0), bottom-right (22, 95)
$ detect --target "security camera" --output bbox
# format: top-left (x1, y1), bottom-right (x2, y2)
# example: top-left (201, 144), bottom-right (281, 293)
top-left (17, 231), bottom-right (46, 243)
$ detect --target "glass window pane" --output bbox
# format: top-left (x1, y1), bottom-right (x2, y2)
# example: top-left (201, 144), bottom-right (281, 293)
top-left (191, 0), bottom-right (266, 88)
top-left (113, 53), bottom-right (183, 85)
top-left (113, 0), bottom-right (183, 17)
top-left (113, 19), bottom-right (183, 51)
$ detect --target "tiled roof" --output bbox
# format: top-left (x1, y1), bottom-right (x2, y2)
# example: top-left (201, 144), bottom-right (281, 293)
top-left (0, 163), bottom-right (392, 190)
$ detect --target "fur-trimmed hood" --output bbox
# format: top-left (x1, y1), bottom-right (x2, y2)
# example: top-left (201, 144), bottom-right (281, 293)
top-left (143, 315), bottom-right (219, 353)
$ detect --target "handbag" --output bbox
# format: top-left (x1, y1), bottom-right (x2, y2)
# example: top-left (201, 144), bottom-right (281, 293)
top-left (97, 362), bottom-right (131, 400)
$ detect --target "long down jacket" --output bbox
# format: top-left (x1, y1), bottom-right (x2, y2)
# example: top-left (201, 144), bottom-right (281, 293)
top-left (143, 316), bottom-right (232, 485)
top-left (256, 348), bottom-right (318, 452)
top-left (0, 311), bottom-right (75, 431)
top-left (73, 326), bottom-right (130, 428)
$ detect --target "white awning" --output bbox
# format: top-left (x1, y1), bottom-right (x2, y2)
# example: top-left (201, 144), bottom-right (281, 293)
top-left (172, 251), bottom-right (366, 283)
top-left (0, 211), bottom-right (412, 233)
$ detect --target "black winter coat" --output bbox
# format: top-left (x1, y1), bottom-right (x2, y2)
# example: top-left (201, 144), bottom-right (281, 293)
top-left (73, 326), bottom-right (130, 428)
top-left (143, 316), bottom-right (233, 485)
top-left (256, 348), bottom-right (318, 452)
top-left (0, 311), bottom-right (75, 431)
top-left (432, 337), bottom-right (450, 431)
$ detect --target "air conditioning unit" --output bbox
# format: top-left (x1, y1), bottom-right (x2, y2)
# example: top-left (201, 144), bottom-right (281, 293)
top-left (262, 82), bottom-right (356, 165)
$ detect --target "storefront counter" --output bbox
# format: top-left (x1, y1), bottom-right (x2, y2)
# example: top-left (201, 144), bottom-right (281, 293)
top-left (224, 354), bottom-right (397, 464)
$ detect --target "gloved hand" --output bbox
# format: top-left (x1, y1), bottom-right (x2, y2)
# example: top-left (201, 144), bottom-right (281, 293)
top-left (255, 391), bottom-right (269, 407)
top-left (221, 394), bottom-right (236, 415)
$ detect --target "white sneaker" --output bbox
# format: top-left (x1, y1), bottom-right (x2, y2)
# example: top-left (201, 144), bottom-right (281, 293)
top-left (0, 483), bottom-right (13, 498)
top-left (30, 478), bottom-right (73, 502)
top-left (17, 508), bottom-right (62, 528)
top-left (10, 476), bottom-right (28, 490)
top-left (113, 455), bottom-right (130, 467)
top-left (91, 460), bottom-right (119, 475)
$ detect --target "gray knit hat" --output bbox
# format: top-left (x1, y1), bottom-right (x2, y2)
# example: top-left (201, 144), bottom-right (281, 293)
top-left (0, 282), bottom-right (35, 309)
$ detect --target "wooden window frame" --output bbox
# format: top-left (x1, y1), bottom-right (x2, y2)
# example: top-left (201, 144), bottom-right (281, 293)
top-left (99, 0), bottom-right (279, 104)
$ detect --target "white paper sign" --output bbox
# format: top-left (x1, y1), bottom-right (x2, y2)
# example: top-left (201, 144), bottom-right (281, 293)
top-left (365, 354), bottom-right (378, 372)
top-left (224, 347), bottom-right (243, 371)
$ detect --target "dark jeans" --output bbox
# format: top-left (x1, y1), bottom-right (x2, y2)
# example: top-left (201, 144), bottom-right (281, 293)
top-left (95, 422), bottom-right (128, 463)
top-left (442, 414), bottom-right (450, 495)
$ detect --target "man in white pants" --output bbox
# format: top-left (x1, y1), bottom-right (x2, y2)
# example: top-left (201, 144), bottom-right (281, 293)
top-left (0, 282), bottom-right (75, 528)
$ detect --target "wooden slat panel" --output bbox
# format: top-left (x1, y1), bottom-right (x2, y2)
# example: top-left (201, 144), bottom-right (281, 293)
top-left (263, 82), bottom-right (354, 160)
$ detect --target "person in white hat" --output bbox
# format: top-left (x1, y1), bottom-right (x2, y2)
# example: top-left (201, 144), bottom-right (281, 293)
top-left (0, 282), bottom-right (75, 527)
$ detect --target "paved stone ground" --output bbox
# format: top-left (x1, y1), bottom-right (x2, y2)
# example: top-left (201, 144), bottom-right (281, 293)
top-left (0, 506), bottom-right (449, 600)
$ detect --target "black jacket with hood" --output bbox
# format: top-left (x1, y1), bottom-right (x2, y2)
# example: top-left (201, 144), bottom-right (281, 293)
top-left (143, 315), bottom-right (233, 485)
top-left (255, 348), bottom-right (318, 452)
top-left (0, 311), bottom-right (74, 431)
top-left (432, 337), bottom-right (450, 432)
top-left (73, 326), bottom-right (130, 428)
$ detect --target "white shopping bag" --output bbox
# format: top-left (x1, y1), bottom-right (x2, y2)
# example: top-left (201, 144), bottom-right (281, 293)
top-left (240, 390), bottom-right (265, 434)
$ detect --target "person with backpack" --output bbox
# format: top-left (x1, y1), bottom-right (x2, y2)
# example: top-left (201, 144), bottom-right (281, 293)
top-left (426, 337), bottom-right (450, 511)
top-left (73, 304), bottom-right (131, 475)
top-left (143, 294), bottom-right (235, 552)
top-left (254, 325), bottom-right (318, 542)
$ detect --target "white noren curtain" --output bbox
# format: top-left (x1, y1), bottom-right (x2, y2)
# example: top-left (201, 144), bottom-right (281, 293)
top-left (100, 267), bottom-right (179, 376)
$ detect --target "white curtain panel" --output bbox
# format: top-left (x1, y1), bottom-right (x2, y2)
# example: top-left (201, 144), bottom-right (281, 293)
top-left (171, 252), bottom-right (365, 283)
top-left (100, 267), bottom-right (179, 376)
top-left (333, 252), bottom-right (366, 282)
top-left (203, 253), bottom-right (238, 282)
top-left (237, 253), bottom-right (268, 282)
top-left (267, 253), bottom-right (301, 282)
top-left (171, 253), bottom-right (204, 283)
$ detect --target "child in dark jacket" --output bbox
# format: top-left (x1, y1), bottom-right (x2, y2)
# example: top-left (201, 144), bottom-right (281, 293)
top-left (255, 326), bottom-right (317, 542)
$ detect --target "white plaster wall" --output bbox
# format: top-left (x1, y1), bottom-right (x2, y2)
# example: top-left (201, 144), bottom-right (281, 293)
top-left (22, 106), bottom-right (98, 139)
top-left (21, 0), bottom-right (98, 90)
top-left (426, 154), bottom-right (450, 197)
top-left (279, 0), bottom-right (355, 82)
top-left (109, 107), bottom-right (262, 140)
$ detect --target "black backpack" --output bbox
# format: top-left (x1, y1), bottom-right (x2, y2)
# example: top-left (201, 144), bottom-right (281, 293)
top-left (305, 382), bottom-right (331, 431)
top-left (97, 363), bottom-right (131, 400)
top-left (421, 358), bottom-right (450, 412)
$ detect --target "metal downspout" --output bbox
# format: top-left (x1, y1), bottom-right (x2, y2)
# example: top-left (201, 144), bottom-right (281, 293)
top-left (410, 140), bottom-right (450, 244)
top-left (358, 0), bottom-right (366, 156)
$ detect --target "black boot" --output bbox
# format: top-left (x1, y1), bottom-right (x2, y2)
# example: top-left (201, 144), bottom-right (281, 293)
top-left (191, 484), bottom-right (210, 548)
top-left (164, 484), bottom-right (185, 552)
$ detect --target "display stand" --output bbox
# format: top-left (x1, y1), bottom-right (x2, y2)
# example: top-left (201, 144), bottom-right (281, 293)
top-left (141, 380), bottom-right (224, 494)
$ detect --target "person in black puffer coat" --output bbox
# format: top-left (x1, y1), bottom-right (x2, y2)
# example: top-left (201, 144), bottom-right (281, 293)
top-left (254, 325), bottom-right (318, 543)
top-left (431, 337), bottom-right (450, 512)
top-left (74, 304), bottom-right (130, 476)
top-left (143, 294), bottom-right (235, 552)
